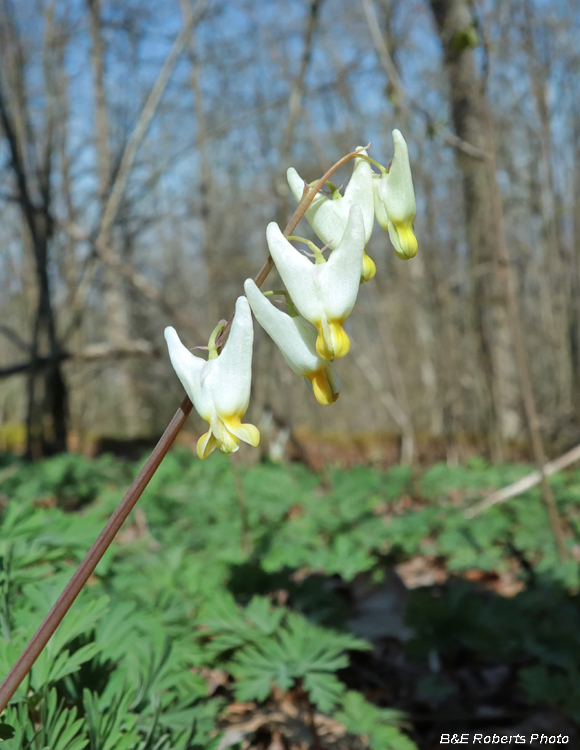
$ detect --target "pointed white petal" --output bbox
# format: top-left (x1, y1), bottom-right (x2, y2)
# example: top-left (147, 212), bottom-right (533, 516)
top-left (343, 149), bottom-right (375, 244)
top-left (165, 327), bottom-right (210, 416)
top-left (307, 360), bottom-right (341, 405)
top-left (210, 296), bottom-right (253, 416)
top-left (307, 198), bottom-right (347, 250)
top-left (319, 205), bottom-right (365, 320)
top-left (287, 167), bottom-right (347, 249)
top-left (372, 173), bottom-right (390, 231)
top-left (244, 278), bottom-right (321, 376)
top-left (266, 222), bottom-right (324, 322)
top-left (288, 151), bottom-right (374, 249)
top-left (293, 315), bottom-right (322, 358)
top-left (382, 129), bottom-right (416, 225)
top-left (287, 167), bottom-right (310, 203)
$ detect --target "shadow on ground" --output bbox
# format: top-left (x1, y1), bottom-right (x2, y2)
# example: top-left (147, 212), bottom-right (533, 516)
top-left (228, 558), bottom-right (580, 749)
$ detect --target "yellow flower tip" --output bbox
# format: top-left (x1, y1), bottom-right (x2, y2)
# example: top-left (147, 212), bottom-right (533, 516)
top-left (197, 417), bottom-right (260, 459)
top-left (237, 422), bottom-right (260, 448)
top-left (217, 431), bottom-right (241, 455)
top-left (329, 322), bottom-right (351, 359)
top-left (315, 331), bottom-right (333, 361)
top-left (394, 224), bottom-right (418, 260)
top-left (197, 431), bottom-right (218, 460)
top-left (308, 368), bottom-right (339, 406)
top-left (361, 251), bottom-right (377, 283)
top-left (315, 321), bottom-right (350, 361)
top-left (223, 416), bottom-right (260, 448)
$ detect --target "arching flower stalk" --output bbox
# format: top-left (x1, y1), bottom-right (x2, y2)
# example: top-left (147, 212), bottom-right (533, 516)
top-left (287, 148), bottom-right (377, 282)
top-left (0, 143), bottom-right (420, 715)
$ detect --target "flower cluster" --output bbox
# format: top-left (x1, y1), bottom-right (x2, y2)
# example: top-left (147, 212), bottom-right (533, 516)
top-left (165, 130), bottom-right (418, 459)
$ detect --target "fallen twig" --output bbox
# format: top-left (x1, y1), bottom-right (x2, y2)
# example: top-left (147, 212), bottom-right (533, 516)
top-left (465, 442), bottom-right (580, 518)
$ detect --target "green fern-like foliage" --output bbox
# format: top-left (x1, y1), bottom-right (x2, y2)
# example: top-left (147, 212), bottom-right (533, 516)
top-left (200, 594), bottom-right (370, 711)
top-left (2, 451), bottom-right (580, 747)
top-left (2, 690), bottom-right (87, 750)
top-left (336, 692), bottom-right (417, 750)
top-left (232, 613), bottom-right (355, 711)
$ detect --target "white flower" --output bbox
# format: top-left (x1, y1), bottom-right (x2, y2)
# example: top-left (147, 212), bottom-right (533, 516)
top-left (164, 296), bottom-right (259, 459)
top-left (266, 205), bottom-right (365, 361)
top-left (373, 129), bottom-right (418, 260)
top-left (244, 279), bottom-right (340, 405)
top-left (287, 148), bottom-right (376, 281)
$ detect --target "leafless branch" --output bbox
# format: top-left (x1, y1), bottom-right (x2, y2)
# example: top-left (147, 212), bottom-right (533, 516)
top-left (0, 340), bottom-right (155, 379)
top-left (361, 0), bottom-right (487, 159)
top-left (98, 0), bottom-right (207, 241)
top-left (62, 0), bottom-right (207, 339)
top-left (59, 221), bottom-right (204, 341)
top-left (466, 443), bottom-right (580, 518)
top-left (0, 324), bottom-right (29, 353)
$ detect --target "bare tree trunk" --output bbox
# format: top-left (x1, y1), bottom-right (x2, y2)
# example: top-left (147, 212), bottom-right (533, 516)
top-left (429, 0), bottom-right (567, 555)
top-left (522, 0), bottom-right (572, 415)
top-left (429, 0), bottom-right (520, 459)
top-left (0, 4), bottom-right (68, 457)
top-left (363, 0), bottom-right (441, 446)
top-left (88, 0), bottom-right (140, 436)
top-left (483, 106), bottom-right (567, 559)
top-left (572, 113), bottom-right (580, 414)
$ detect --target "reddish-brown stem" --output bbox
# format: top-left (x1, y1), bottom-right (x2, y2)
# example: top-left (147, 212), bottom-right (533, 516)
top-left (0, 397), bottom-right (192, 711)
top-left (0, 145), bottom-right (366, 712)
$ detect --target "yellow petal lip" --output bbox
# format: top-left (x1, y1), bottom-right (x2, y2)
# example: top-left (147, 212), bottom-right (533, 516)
top-left (224, 416), bottom-right (260, 447)
top-left (314, 320), bottom-right (350, 361)
top-left (361, 251), bottom-right (376, 283)
top-left (217, 428), bottom-right (241, 455)
top-left (196, 414), bottom-right (260, 460)
top-left (197, 430), bottom-right (218, 460)
top-left (307, 368), bottom-right (339, 405)
top-left (393, 223), bottom-right (418, 260)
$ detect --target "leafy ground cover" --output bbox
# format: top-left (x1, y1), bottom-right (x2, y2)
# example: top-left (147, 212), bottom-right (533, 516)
top-left (0, 450), bottom-right (579, 748)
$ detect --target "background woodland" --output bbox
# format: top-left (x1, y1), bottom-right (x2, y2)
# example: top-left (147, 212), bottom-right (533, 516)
top-left (1, 0), bottom-right (579, 464)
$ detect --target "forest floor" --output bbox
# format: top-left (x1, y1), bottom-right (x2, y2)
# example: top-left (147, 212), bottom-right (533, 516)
top-left (0, 449), bottom-right (579, 749)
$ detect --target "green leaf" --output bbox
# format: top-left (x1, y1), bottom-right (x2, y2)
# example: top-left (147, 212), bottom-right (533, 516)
top-left (336, 692), bottom-right (416, 750)
top-left (303, 672), bottom-right (345, 713)
top-left (83, 688), bottom-right (139, 750)
top-left (244, 596), bottom-right (285, 635)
